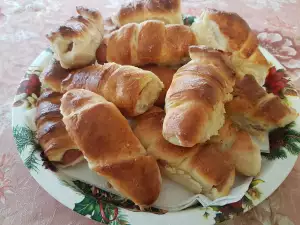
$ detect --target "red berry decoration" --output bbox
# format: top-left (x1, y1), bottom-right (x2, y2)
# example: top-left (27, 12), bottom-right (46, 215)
top-left (264, 66), bottom-right (288, 95)
top-left (17, 74), bottom-right (41, 97)
top-left (230, 200), bottom-right (243, 209)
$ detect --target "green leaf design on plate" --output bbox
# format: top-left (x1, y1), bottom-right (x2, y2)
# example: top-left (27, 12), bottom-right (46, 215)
top-left (210, 206), bottom-right (220, 212)
top-left (114, 212), bottom-right (131, 225)
top-left (249, 179), bottom-right (265, 188)
top-left (24, 148), bottom-right (40, 172)
top-left (247, 187), bottom-right (262, 200)
top-left (73, 180), bottom-right (93, 195)
top-left (67, 180), bottom-right (131, 225)
top-left (74, 195), bottom-right (97, 216)
top-left (68, 180), bottom-right (166, 215)
top-left (90, 201), bottom-right (103, 222)
top-left (13, 125), bottom-right (42, 172)
top-left (13, 125), bottom-right (36, 154)
top-left (242, 195), bottom-right (254, 209)
top-left (263, 122), bottom-right (300, 160)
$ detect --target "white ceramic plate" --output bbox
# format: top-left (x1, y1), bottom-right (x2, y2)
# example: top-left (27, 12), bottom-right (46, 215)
top-left (12, 48), bottom-right (300, 225)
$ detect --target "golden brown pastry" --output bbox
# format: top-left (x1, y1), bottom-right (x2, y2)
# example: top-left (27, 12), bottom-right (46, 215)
top-left (42, 59), bottom-right (70, 92)
top-left (140, 66), bottom-right (177, 107)
top-left (46, 6), bottom-right (104, 69)
top-left (133, 107), bottom-right (235, 200)
top-left (191, 9), bottom-right (271, 85)
top-left (103, 20), bottom-right (197, 66)
top-left (111, 0), bottom-right (183, 27)
top-left (163, 46), bottom-right (236, 147)
top-left (211, 119), bottom-right (261, 176)
top-left (60, 89), bottom-right (161, 207)
top-left (61, 63), bottom-right (164, 117)
top-left (226, 74), bottom-right (298, 136)
top-left (35, 90), bottom-right (83, 166)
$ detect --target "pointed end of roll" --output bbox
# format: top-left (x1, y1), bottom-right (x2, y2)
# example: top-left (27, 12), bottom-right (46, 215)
top-left (189, 45), bottom-right (231, 60)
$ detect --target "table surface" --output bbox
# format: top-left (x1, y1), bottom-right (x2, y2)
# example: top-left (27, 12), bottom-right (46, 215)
top-left (1, 0), bottom-right (300, 224)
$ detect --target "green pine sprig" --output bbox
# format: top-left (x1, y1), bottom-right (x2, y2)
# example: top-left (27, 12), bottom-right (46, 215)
top-left (283, 129), bottom-right (300, 155)
top-left (13, 125), bottom-right (36, 154)
top-left (262, 149), bottom-right (287, 160)
top-left (264, 122), bottom-right (300, 160)
top-left (13, 125), bottom-right (42, 171)
top-left (24, 148), bottom-right (40, 172)
top-left (242, 196), bottom-right (253, 209)
top-left (60, 180), bottom-right (87, 196)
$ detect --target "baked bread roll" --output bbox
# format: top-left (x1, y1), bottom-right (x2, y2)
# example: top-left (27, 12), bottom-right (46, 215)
top-left (111, 0), bottom-right (183, 27)
top-left (140, 66), bottom-right (177, 107)
top-left (46, 6), bottom-right (104, 69)
top-left (226, 74), bottom-right (298, 136)
top-left (191, 9), bottom-right (271, 85)
top-left (211, 119), bottom-right (261, 176)
top-left (133, 107), bottom-right (235, 200)
top-left (42, 59), bottom-right (70, 92)
top-left (163, 46), bottom-right (235, 147)
top-left (60, 89), bottom-right (161, 207)
top-left (103, 20), bottom-right (197, 66)
top-left (61, 63), bottom-right (164, 117)
top-left (35, 90), bottom-right (83, 166)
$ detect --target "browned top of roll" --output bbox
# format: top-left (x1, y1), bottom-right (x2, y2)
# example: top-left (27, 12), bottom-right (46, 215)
top-left (61, 89), bottom-right (146, 166)
top-left (42, 59), bottom-right (70, 92)
top-left (35, 90), bottom-right (80, 164)
top-left (140, 66), bottom-right (176, 106)
top-left (137, 21), bottom-right (165, 63)
top-left (107, 24), bottom-right (137, 65)
top-left (167, 46), bottom-right (236, 109)
top-left (36, 91), bottom-right (63, 124)
top-left (114, 0), bottom-right (182, 26)
top-left (61, 89), bottom-right (161, 206)
top-left (233, 74), bottom-right (266, 102)
top-left (205, 9), bottom-right (252, 52)
top-left (189, 143), bottom-right (234, 186)
top-left (106, 20), bottom-right (196, 66)
top-left (134, 107), bottom-right (199, 165)
top-left (234, 75), bottom-right (293, 123)
top-left (118, 0), bottom-right (181, 16)
top-left (97, 155), bottom-right (161, 206)
top-left (61, 63), bottom-right (163, 117)
top-left (47, 6), bottom-right (102, 41)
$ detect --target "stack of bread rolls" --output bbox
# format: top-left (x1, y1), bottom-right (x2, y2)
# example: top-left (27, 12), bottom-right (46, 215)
top-left (37, 0), bottom-right (297, 208)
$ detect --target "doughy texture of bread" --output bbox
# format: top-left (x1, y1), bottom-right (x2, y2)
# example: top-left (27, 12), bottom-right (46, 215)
top-left (106, 20), bottom-right (197, 66)
top-left (133, 107), bottom-right (235, 200)
top-left (111, 0), bottom-right (183, 27)
top-left (47, 6), bottom-right (104, 69)
top-left (226, 75), bottom-right (298, 135)
top-left (42, 59), bottom-right (70, 92)
top-left (163, 46), bottom-right (235, 147)
top-left (191, 9), bottom-right (271, 85)
top-left (35, 90), bottom-right (83, 166)
top-left (61, 63), bottom-right (164, 117)
top-left (211, 119), bottom-right (262, 177)
top-left (60, 89), bottom-right (161, 207)
top-left (140, 66), bottom-right (177, 107)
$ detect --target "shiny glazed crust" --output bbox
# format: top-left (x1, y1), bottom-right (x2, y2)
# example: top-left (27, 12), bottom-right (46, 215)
top-left (60, 89), bottom-right (161, 207)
